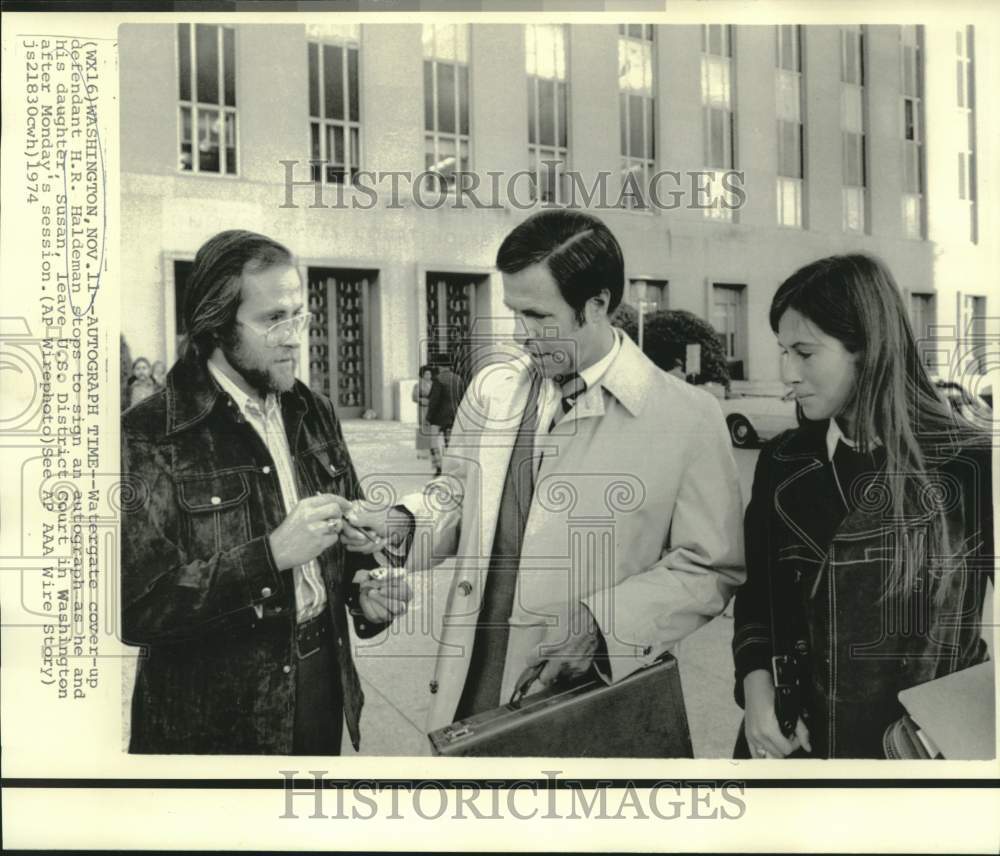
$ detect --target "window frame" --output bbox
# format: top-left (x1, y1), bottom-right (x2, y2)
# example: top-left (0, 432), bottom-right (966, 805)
top-left (618, 24), bottom-right (656, 212)
top-left (700, 24), bottom-right (737, 222)
top-left (422, 23), bottom-right (472, 195)
top-left (176, 23), bottom-right (239, 177)
top-left (525, 23), bottom-right (571, 205)
top-left (307, 26), bottom-right (363, 187)
top-left (776, 24), bottom-right (805, 229)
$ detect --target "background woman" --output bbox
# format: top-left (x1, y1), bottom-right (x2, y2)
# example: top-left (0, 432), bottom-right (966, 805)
top-left (411, 365), bottom-right (437, 470)
top-left (128, 357), bottom-right (159, 408)
top-left (732, 253), bottom-right (992, 759)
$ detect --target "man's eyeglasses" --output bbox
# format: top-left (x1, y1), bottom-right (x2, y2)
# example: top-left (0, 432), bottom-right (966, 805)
top-left (237, 312), bottom-right (312, 346)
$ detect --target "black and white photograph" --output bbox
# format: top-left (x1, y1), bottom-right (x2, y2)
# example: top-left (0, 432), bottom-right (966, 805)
top-left (1, 3), bottom-right (999, 851)
top-left (115, 18), bottom-right (996, 761)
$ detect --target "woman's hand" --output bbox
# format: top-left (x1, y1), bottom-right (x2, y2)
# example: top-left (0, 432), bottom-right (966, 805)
top-left (743, 669), bottom-right (811, 758)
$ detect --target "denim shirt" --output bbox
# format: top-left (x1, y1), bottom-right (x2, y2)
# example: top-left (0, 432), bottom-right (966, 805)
top-left (122, 350), bottom-right (379, 754)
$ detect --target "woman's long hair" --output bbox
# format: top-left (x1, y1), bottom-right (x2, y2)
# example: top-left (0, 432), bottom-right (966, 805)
top-left (770, 254), bottom-right (986, 601)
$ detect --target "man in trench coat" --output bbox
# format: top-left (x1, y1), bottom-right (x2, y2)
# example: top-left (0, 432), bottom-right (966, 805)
top-left (346, 210), bottom-right (745, 732)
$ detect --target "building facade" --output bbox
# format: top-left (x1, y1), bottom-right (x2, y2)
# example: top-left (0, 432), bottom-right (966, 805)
top-left (119, 22), bottom-right (997, 418)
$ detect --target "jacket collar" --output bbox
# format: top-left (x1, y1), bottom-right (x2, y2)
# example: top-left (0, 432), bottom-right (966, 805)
top-left (582, 329), bottom-right (655, 418)
top-left (164, 349), bottom-right (308, 437)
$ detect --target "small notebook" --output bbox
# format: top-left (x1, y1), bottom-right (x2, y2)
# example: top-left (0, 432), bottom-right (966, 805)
top-left (898, 662), bottom-right (996, 760)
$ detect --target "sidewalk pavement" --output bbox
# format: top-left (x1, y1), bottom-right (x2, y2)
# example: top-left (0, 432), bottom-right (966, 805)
top-left (341, 419), bottom-right (758, 758)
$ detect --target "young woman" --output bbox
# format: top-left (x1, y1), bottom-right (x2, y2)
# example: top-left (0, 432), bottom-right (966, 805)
top-left (732, 254), bottom-right (992, 759)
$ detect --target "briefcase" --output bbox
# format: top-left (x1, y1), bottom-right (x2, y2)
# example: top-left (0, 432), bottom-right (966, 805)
top-left (427, 654), bottom-right (693, 757)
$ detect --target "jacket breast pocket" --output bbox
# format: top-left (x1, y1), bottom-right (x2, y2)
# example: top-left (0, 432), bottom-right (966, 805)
top-left (301, 443), bottom-right (351, 497)
top-left (177, 472), bottom-right (251, 555)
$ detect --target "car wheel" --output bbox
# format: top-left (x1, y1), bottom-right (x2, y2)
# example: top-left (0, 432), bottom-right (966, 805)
top-left (726, 414), bottom-right (757, 449)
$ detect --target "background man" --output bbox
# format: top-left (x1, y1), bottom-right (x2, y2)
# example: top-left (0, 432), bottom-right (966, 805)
top-left (122, 229), bottom-right (408, 755)
top-left (346, 210), bottom-right (744, 733)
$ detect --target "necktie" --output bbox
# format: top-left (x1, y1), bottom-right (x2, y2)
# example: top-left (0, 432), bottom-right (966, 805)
top-left (550, 372), bottom-right (587, 431)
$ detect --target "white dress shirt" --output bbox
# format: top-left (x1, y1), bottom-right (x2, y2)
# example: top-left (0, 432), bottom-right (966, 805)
top-left (208, 359), bottom-right (326, 623)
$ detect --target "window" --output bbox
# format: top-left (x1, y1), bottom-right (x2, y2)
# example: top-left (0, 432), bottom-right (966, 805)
top-left (840, 26), bottom-right (867, 233)
top-left (701, 25), bottom-right (736, 221)
top-left (618, 25), bottom-right (656, 209)
top-left (956, 26), bottom-right (977, 243)
top-left (909, 293), bottom-right (936, 369)
top-left (900, 26), bottom-right (924, 239)
top-left (963, 295), bottom-right (987, 375)
top-left (178, 24), bottom-right (237, 174)
top-left (712, 283), bottom-right (746, 380)
top-left (423, 24), bottom-right (470, 192)
top-left (776, 25), bottom-right (804, 228)
top-left (307, 24), bottom-right (361, 185)
top-left (526, 24), bottom-right (569, 204)
top-left (628, 278), bottom-right (668, 312)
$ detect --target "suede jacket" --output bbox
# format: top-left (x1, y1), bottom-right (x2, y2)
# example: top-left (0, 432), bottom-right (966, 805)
top-left (733, 421), bottom-right (993, 758)
top-left (122, 351), bottom-right (378, 754)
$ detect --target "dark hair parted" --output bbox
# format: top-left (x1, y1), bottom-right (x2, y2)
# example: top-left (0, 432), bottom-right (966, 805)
top-left (181, 230), bottom-right (294, 360)
top-left (495, 209), bottom-right (624, 324)
top-left (770, 253), bottom-right (986, 602)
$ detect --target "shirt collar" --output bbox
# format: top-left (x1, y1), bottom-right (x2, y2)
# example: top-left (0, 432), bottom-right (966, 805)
top-left (825, 418), bottom-right (881, 461)
top-left (207, 358), bottom-right (278, 419)
top-left (574, 328), bottom-right (621, 392)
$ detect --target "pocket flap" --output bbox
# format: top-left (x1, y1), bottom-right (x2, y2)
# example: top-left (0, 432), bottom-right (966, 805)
top-left (178, 472), bottom-right (250, 512)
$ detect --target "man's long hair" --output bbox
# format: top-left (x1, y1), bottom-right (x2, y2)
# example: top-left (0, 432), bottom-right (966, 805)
top-left (180, 230), bottom-right (294, 361)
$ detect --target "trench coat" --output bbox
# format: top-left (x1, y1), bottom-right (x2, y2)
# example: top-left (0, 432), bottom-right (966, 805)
top-left (401, 333), bottom-right (746, 730)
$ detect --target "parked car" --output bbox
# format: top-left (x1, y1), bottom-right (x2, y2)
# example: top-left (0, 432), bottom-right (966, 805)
top-left (934, 379), bottom-right (993, 423)
top-left (719, 395), bottom-right (797, 448)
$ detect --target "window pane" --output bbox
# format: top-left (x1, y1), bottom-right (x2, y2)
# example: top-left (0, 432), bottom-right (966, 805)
top-left (709, 109), bottom-right (724, 167)
top-left (708, 24), bottom-right (722, 56)
top-left (198, 108), bottom-right (221, 172)
top-left (178, 24), bottom-right (191, 101)
top-left (347, 48), bottom-right (359, 122)
top-left (324, 45), bottom-right (343, 121)
top-left (224, 112), bottom-right (237, 174)
top-left (424, 62), bottom-right (435, 130)
top-left (223, 28), bottom-right (235, 106)
top-left (456, 24), bottom-right (468, 63)
top-left (841, 86), bottom-right (862, 132)
top-left (179, 106), bottom-right (192, 170)
top-left (646, 98), bottom-right (655, 160)
top-left (525, 24), bottom-right (536, 75)
top-left (629, 94), bottom-right (644, 161)
top-left (350, 127), bottom-right (359, 169)
top-left (310, 123), bottom-right (321, 181)
top-left (557, 82), bottom-right (567, 149)
top-left (422, 24), bottom-right (435, 59)
top-left (536, 26), bottom-right (555, 79)
top-left (538, 78), bottom-right (555, 146)
top-left (458, 65), bottom-right (469, 135)
top-left (628, 23), bottom-right (642, 40)
top-left (438, 63), bottom-right (456, 134)
top-left (904, 99), bottom-right (915, 140)
top-left (308, 43), bottom-right (319, 117)
top-left (460, 138), bottom-right (469, 173)
top-left (527, 79), bottom-right (536, 144)
top-left (620, 93), bottom-right (628, 155)
top-left (196, 25), bottom-right (220, 104)
top-left (958, 151), bottom-right (967, 199)
top-left (332, 124), bottom-right (344, 165)
top-left (956, 61), bottom-right (965, 107)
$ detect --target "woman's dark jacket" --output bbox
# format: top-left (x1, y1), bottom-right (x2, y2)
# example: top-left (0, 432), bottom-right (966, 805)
top-left (732, 420), bottom-right (993, 758)
top-left (122, 352), bottom-right (380, 754)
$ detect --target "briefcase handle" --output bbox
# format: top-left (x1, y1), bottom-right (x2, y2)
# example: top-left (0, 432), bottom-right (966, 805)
top-left (509, 662), bottom-right (545, 707)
